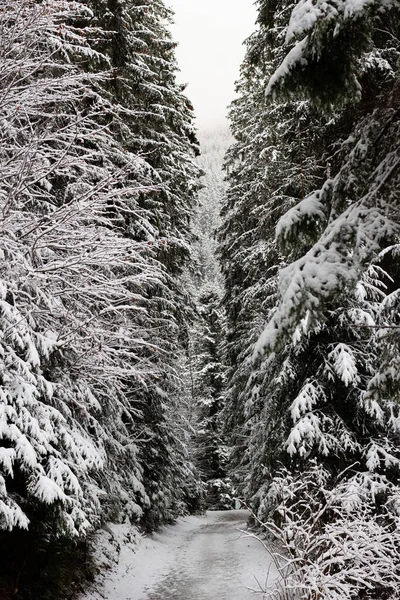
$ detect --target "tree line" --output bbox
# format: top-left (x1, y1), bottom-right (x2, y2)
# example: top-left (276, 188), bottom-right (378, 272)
top-left (0, 0), bottom-right (201, 596)
top-left (0, 0), bottom-right (399, 599)
top-left (219, 0), bottom-right (400, 597)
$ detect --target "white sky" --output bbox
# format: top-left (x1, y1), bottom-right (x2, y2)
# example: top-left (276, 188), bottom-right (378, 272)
top-left (167, 0), bottom-right (257, 130)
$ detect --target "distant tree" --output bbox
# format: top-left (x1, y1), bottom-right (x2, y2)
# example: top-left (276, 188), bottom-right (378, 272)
top-left (192, 285), bottom-right (231, 508)
top-left (193, 128), bottom-right (232, 281)
top-left (181, 130), bottom-right (233, 509)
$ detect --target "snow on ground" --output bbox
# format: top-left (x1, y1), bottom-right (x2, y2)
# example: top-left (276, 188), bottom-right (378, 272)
top-left (81, 510), bottom-right (278, 600)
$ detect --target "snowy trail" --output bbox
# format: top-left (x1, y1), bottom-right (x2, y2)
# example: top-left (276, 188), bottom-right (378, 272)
top-left (84, 510), bottom-right (277, 600)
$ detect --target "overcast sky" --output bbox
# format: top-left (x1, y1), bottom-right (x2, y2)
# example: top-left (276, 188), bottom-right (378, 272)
top-left (167, 0), bottom-right (257, 130)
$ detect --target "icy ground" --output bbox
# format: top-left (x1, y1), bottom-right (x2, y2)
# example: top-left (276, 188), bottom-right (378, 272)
top-left (82, 510), bottom-right (278, 600)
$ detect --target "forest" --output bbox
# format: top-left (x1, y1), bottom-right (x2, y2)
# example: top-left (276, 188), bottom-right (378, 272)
top-left (0, 0), bottom-right (399, 599)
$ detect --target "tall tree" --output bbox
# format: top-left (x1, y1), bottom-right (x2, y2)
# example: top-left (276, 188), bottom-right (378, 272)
top-left (87, 0), bottom-right (202, 527)
top-left (253, 0), bottom-right (400, 500)
top-left (192, 284), bottom-right (230, 508)
top-left (219, 0), bottom-right (326, 500)
top-left (0, 0), bottom-right (202, 595)
top-left (220, 0), bottom-right (400, 596)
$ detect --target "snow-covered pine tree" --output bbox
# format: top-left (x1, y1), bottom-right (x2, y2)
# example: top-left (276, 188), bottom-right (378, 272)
top-left (192, 284), bottom-right (230, 508)
top-left (0, 2), bottom-right (196, 595)
top-left (90, 0), bottom-right (200, 269)
top-left (87, 0), bottom-right (203, 528)
top-left (243, 1), bottom-right (400, 597)
top-left (0, 0), bottom-right (107, 540)
top-left (219, 0), bottom-right (327, 501)
top-left (0, 0), bottom-right (203, 594)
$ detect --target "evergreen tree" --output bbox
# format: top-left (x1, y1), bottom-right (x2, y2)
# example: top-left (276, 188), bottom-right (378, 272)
top-left (90, 0), bottom-right (200, 269)
top-left (0, 0), bottom-right (202, 594)
top-left (220, 0), bottom-right (400, 595)
top-left (253, 0), bottom-right (400, 501)
top-left (81, 0), bottom-right (203, 527)
top-left (219, 0), bottom-right (326, 500)
top-left (89, 0), bottom-right (202, 527)
top-left (193, 285), bottom-right (231, 508)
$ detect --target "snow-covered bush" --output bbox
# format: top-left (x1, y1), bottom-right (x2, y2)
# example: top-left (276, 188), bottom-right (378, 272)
top-left (261, 463), bottom-right (400, 600)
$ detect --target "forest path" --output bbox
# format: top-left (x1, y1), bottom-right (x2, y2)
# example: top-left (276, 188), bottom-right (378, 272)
top-left (85, 510), bottom-right (277, 600)
top-left (142, 510), bottom-right (274, 600)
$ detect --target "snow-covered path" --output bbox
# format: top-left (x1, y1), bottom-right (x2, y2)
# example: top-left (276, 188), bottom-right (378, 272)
top-left (84, 510), bottom-right (277, 600)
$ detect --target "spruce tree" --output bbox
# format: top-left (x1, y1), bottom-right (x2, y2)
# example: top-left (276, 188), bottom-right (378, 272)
top-left (0, 0), bottom-right (202, 594)
top-left (0, 9), bottom-right (169, 598)
top-left (219, 0), bottom-right (327, 500)
top-left (86, 0), bottom-right (202, 527)
top-left (253, 0), bottom-right (400, 500)
top-left (193, 285), bottom-right (231, 508)
top-left (221, 0), bottom-right (400, 595)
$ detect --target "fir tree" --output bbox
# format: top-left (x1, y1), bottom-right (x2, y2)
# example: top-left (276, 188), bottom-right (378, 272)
top-left (253, 0), bottom-right (400, 497)
top-left (91, 0), bottom-right (202, 527)
top-left (222, 0), bottom-right (400, 595)
top-left (87, 0), bottom-right (203, 527)
top-left (193, 285), bottom-right (231, 508)
top-left (219, 0), bottom-right (327, 500)
top-left (0, 0), bottom-right (202, 594)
